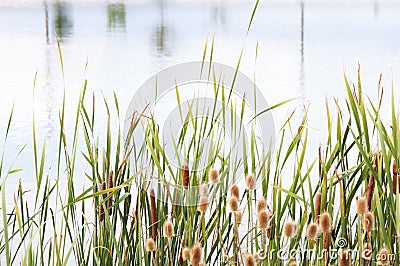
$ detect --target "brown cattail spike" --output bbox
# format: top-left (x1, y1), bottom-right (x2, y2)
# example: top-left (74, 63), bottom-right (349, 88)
top-left (364, 212), bottom-right (374, 232)
top-left (163, 220), bottom-right (174, 238)
top-left (145, 238), bottom-right (156, 252)
top-left (190, 243), bottom-right (202, 266)
top-left (320, 212), bottom-right (331, 233)
top-left (182, 247), bottom-right (190, 261)
top-left (228, 196), bottom-right (239, 213)
top-left (245, 173), bottom-right (256, 190)
top-left (357, 197), bottom-right (368, 215)
top-left (197, 196), bottom-right (209, 213)
top-left (231, 185), bottom-right (240, 199)
top-left (339, 249), bottom-right (351, 266)
top-left (283, 221), bottom-right (297, 238)
top-left (306, 222), bottom-right (319, 240)
top-left (244, 254), bottom-right (255, 266)
top-left (377, 247), bottom-right (390, 265)
top-left (367, 172), bottom-right (374, 210)
top-left (149, 188), bottom-right (158, 239)
top-left (182, 163), bottom-right (190, 189)
top-left (256, 198), bottom-right (267, 214)
top-left (324, 232), bottom-right (330, 250)
top-left (258, 210), bottom-right (270, 229)
top-left (314, 193), bottom-right (322, 222)
top-left (209, 168), bottom-right (219, 184)
top-left (393, 174), bottom-right (399, 194)
top-left (99, 202), bottom-right (104, 222)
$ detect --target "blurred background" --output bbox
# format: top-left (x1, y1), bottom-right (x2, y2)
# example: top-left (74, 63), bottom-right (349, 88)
top-left (0, 0), bottom-right (399, 185)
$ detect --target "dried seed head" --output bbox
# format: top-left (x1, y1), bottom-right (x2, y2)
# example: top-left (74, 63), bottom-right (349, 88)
top-left (149, 188), bottom-right (158, 239)
top-left (182, 247), bottom-right (190, 261)
top-left (244, 254), bottom-right (255, 266)
top-left (393, 159), bottom-right (398, 175)
top-left (283, 221), bottom-right (297, 238)
top-left (228, 196), bottom-right (239, 212)
top-left (245, 173), bottom-right (256, 190)
top-left (197, 196), bottom-right (209, 213)
top-left (145, 238), bottom-right (156, 252)
top-left (314, 193), bottom-right (321, 221)
top-left (209, 168), bottom-right (219, 184)
top-left (258, 210), bottom-right (270, 229)
top-left (163, 220), bottom-right (174, 238)
top-left (231, 185), bottom-right (240, 199)
top-left (306, 222), bottom-right (319, 240)
top-left (235, 211), bottom-right (243, 224)
top-left (190, 243), bottom-right (202, 266)
top-left (256, 198), bottom-right (267, 214)
top-left (357, 197), bottom-right (368, 215)
top-left (364, 212), bottom-right (375, 232)
top-left (362, 242), bottom-right (373, 260)
top-left (339, 249), bottom-right (351, 266)
top-left (377, 247), bottom-right (390, 265)
top-left (99, 203), bottom-right (104, 222)
top-left (289, 261), bottom-right (297, 266)
top-left (182, 163), bottom-right (190, 189)
top-left (320, 212), bottom-right (332, 233)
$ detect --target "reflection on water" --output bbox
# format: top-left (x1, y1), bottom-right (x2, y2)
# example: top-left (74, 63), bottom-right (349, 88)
top-left (53, 1), bottom-right (73, 41)
top-left (107, 2), bottom-right (126, 30)
top-left (153, 0), bottom-right (170, 56)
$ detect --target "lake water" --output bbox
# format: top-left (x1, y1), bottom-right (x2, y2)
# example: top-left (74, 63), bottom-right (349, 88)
top-left (1, 0), bottom-right (400, 195)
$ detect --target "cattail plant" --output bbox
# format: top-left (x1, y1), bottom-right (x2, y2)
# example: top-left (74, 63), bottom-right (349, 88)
top-left (190, 243), bottom-right (202, 266)
top-left (357, 197), bottom-right (367, 215)
top-left (231, 185), bottom-right (240, 199)
top-left (228, 196), bottom-right (239, 212)
top-left (377, 247), bottom-right (390, 265)
top-left (256, 198), bottom-right (266, 214)
top-left (314, 192), bottom-right (321, 222)
top-left (209, 168), bottom-right (219, 184)
top-left (182, 247), bottom-right (190, 261)
top-left (320, 212), bottom-right (331, 233)
top-left (258, 210), bottom-right (270, 229)
top-left (182, 163), bottom-right (190, 189)
top-left (364, 212), bottom-right (375, 232)
top-left (99, 202), bottom-right (105, 222)
top-left (393, 158), bottom-right (399, 194)
top-left (149, 188), bottom-right (158, 239)
top-left (244, 254), bottom-right (255, 266)
top-left (283, 220), bottom-right (297, 238)
top-left (338, 249), bottom-right (351, 266)
top-left (163, 220), bottom-right (174, 238)
top-left (245, 173), bottom-right (256, 190)
top-left (306, 222), bottom-right (319, 240)
top-left (107, 171), bottom-right (114, 215)
top-left (197, 196), bottom-right (209, 213)
top-left (366, 171), bottom-right (375, 210)
top-left (145, 238), bottom-right (156, 252)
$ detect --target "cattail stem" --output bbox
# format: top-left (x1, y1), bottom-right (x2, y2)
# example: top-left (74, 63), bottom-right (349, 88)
top-left (149, 188), bottom-right (158, 239)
